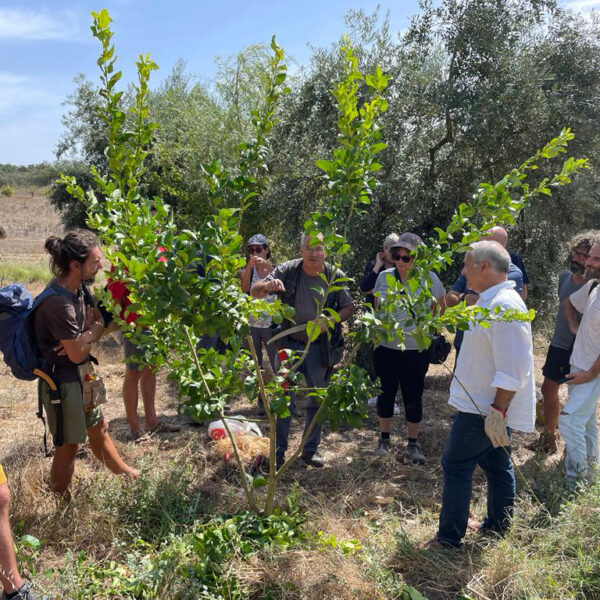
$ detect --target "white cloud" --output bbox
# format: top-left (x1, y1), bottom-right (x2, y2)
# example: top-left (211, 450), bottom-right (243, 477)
top-left (0, 71), bottom-right (61, 114)
top-left (564, 0), bottom-right (600, 11)
top-left (0, 7), bottom-right (84, 41)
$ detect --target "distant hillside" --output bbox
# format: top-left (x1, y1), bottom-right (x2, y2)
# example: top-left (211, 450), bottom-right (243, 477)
top-left (0, 162), bottom-right (81, 189)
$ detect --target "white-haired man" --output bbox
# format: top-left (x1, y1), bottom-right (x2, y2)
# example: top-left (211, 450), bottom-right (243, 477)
top-left (436, 241), bottom-right (535, 548)
top-left (561, 234), bottom-right (600, 489)
top-left (252, 233), bottom-right (354, 468)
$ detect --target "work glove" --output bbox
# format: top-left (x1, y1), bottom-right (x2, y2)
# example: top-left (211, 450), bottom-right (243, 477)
top-left (484, 404), bottom-right (510, 448)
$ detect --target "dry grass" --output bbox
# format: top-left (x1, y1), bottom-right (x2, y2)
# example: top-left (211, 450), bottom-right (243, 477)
top-left (1, 192), bottom-right (598, 599)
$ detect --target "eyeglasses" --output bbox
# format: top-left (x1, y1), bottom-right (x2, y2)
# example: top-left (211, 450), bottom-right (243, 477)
top-left (392, 252), bottom-right (412, 263)
top-left (248, 246), bottom-right (265, 254)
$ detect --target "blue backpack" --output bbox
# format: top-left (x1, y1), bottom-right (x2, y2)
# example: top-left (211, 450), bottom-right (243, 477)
top-left (0, 283), bottom-right (69, 380)
top-left (0, 283), bottom-right (76, 452)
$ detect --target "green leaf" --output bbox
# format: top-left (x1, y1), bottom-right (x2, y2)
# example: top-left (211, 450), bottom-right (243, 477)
top-left (306, 320), bottom-right (320, 342)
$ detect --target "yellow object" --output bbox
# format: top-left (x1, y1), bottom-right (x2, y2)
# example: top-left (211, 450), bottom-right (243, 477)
top-left (0, 465), bottom-right (6, 486)
top-left (213, 434), bottom-right (270, 462)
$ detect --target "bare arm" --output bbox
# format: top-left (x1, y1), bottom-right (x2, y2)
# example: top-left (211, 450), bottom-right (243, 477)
top-left (445, 290), bottom-right (462, 307)
top-left (492, 387), bottom-right (516, 413)
top-left (59, 306), bottom-right (104, 363)
top-left (521, 284), bottom-right (528, 302)
top-left (567, 354), bottom-right (600, 385)
top-left (338, 302), bottom-right (354, 323)
top-left (251, 278), bottom-right (285, 298)
top-left (561, 297), bottom-right (580, 335)
top-left (239, 266), bottom-right (253, 294)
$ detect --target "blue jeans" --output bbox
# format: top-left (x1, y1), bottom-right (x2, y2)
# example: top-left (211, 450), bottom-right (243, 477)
top-left (437, 412), bottom-right (515, 547)
top-left (276, 339), bottom-right (329, 455)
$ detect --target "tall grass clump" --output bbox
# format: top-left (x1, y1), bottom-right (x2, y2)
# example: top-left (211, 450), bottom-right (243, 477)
top-left (470, 481), bottom-right (600, 599)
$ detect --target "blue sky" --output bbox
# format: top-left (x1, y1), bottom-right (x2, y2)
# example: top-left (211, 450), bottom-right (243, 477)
top-left (0, 0), bottom-right (594, 165)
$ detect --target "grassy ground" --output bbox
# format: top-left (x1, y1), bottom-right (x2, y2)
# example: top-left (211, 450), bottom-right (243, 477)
top-left (1, 190), bottom-right (599, 599)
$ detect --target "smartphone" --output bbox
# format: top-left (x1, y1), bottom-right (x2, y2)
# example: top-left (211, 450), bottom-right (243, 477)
top-left (557, 375), bottom-right (570, 384)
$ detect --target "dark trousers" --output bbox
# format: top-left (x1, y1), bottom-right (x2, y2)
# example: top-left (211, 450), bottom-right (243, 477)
top-left (248, 326), bottom-right (277, 372)
top-left (276, 339), bottom-right (329, 454)
top-left (373, 345), bottom-right (429, 422)
top-left (437, 412), bottom-right (515, 547)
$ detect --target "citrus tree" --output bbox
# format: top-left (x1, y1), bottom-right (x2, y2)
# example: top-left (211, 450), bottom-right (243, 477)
top-left (62, 9), bottom-right (587, 516)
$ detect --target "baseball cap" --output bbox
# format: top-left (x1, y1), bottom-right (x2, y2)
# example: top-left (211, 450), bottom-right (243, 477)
top-left (390, 232), bottom-right (423, 252)
top-left (247, 234), bottom-right (268, 247)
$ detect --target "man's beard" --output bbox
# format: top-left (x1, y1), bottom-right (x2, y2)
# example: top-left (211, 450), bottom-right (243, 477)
top-left (83, 275), bottom-right (96, 285)
top-left (584, 266), bottom-right (600, 280)
top-left (570, 260), bottom-right (585, 275)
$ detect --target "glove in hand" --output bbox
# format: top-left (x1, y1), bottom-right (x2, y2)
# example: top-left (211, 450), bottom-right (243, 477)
top-left (484, 405), bottom-right (509, 448)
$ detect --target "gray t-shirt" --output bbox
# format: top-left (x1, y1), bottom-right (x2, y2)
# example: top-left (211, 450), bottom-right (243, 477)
top-left (374, 268), bottom-right (445, 351)
top-left (266, 259), bottom-right (353, 342)
top-left (551, 270), bottom-right (584, 350)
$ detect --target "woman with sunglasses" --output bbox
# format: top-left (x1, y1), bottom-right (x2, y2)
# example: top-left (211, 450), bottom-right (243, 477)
top-left (240, 234), bottom-right (278, 413)
top-left (372, 232), bottom-right (445, 464)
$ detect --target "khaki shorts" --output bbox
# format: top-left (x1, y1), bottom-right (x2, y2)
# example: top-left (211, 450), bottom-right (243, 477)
top-left (0, 465), bottom-right (6, 486)
top-left (39, 380), bottom-right (104, 445)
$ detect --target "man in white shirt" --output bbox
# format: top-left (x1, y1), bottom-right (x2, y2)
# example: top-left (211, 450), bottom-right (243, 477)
top-left (436, 241), bottom-right (535, 548)
top-left (561, 235), bottom-right (600, 489)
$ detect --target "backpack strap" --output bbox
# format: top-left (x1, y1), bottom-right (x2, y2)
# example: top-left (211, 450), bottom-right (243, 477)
top-left (589, 280), bottom-right (599, 295)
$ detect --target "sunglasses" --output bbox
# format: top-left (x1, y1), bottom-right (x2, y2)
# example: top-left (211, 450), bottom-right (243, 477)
top-left (248, 246), bottom-right (266, 254)
top-left (392, 252), bottom-right (412, 263)
top-left (573, 249), bottom-right (590, 260)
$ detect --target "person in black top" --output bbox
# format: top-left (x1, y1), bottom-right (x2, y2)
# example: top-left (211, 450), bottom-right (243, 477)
top-left (360, 233), bottom-right (399, 306)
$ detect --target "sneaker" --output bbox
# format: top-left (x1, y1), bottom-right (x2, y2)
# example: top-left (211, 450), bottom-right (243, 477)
top-left (527, 431), bottom-right (557, 454)
top-left (406, 441), bottom-right (426, 465)
top-left (2, 581), bottom-right (35, 600)
top-left (373, 438), bottom-right (390, 456)
top-left (301, 451), bottom-right (325, 468)
top-left (276, 451), bottom-right (285, 470)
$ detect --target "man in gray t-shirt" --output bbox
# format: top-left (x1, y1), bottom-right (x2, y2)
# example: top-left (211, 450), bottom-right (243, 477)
top-left (252, 233), bottom-right (354, 468)
top-left (529, 234), bottom-right (592, 453)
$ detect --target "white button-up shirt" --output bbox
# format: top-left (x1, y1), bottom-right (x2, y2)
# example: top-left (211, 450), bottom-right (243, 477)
top-left (449, 280), bottom-right (536, 433)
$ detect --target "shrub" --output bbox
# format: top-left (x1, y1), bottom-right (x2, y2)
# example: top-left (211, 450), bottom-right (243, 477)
top-left (0, 184), bottom-right (13, 197)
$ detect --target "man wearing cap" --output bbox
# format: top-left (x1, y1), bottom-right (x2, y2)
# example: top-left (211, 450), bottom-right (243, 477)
top-left (371, 232), bottom-right (446, 464)
top-left (251, 232), bottom-right (354, 468)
